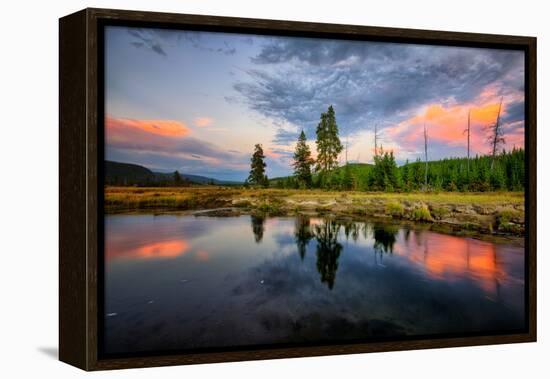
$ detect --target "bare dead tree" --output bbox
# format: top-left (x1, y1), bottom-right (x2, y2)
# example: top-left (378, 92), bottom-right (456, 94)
top-left (373, 123), bottom-right (381, 158)
top-left (423, 123), bottom-right (428, 190)
top-left (487, 97), bottom-right (505, 170)
top-left (345, 134), bottom-right (348, 165)
top-left (463, 109), bottom-right (471, 177)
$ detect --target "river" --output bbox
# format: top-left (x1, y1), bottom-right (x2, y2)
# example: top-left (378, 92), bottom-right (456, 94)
top-left (103, 213), bottom-right (525, 355)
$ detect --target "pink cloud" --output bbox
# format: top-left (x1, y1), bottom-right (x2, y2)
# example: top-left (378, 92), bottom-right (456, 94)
top-left (193, 117), bottom-right (214, 127)
top-left (105, 115), bottom-right (248, 171)
top-left (384, 89), bottom-right (524, 156)
top-left (106, 116), bottom-right (190, 137)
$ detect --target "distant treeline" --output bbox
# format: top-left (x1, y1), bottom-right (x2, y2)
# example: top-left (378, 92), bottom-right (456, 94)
top-left (273, 148), bottom-right (524, 192)
top-left (104, 161), bottom-right (235, 187)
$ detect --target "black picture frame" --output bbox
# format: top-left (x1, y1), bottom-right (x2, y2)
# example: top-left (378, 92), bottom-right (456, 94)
top-left (59, 7), bottom-right (537, 371)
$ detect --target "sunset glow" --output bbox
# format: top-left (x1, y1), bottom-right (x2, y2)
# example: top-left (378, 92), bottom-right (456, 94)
top-left (106, 239), bottom-right (190, 261)
top-left (105, 26), bottom-right (524, 181)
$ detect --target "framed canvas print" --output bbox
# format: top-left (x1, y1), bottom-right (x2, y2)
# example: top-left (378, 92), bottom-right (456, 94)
top-left (59, 8), bottom-right (536, 371)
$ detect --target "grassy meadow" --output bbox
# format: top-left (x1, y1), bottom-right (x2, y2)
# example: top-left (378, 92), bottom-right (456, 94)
top-left (105, 186), bottom-right (525, 236)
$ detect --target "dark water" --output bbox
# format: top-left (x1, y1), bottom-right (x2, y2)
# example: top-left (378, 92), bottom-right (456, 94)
top-left (103, 214), bottom-right (525, 355)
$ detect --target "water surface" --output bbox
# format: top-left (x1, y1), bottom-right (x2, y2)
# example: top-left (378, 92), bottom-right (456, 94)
top-left (103, 214), bottom-right (525, 355)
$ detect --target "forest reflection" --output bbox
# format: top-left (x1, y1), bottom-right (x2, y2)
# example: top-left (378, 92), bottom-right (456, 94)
top-left (260, 216), bottom-right (508, 292)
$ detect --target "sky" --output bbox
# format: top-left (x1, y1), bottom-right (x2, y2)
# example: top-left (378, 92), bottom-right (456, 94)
top-left (105, 26), bottom-right (525, 181)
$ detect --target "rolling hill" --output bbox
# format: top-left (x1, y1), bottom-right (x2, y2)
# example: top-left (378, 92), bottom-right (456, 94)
top-left (104, 161), bottom-right (240, 186)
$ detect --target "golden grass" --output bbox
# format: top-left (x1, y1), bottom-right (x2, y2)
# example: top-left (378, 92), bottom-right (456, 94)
top-left (104, 186), bottom-right (525, 235)
top-left (105, 186), bottom-right (524, 212)
top-left (105, 186), bottom-right (240, 212)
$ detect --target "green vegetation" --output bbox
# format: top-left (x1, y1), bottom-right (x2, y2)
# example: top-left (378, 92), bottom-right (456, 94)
top-left (105, 160), bottom-right (238, 187)
top-left (104, 187), bottom-right (525, 236)
top-left (411, 205), bottom-right (433, 222)
top-left (246, 143), bottom-right (269, 187)
top-left (292, 130), bottom-right (315, 188)
top-left (430, 206), bottom-right (449, 220)
top-left (105, 105), bottom-right (525, 237)
top-left (265, 106), bottom-right (525, 193)
top-left (496, 208), bottom-right (523, 233)
top-left (370, 149), bottom-right (399, 191)
top-left (273, 147), bottom-right (524, 192)
top-left (315, 105), bottom-right (343, 173)
top-left (385, 201), bottom-right (404, 218)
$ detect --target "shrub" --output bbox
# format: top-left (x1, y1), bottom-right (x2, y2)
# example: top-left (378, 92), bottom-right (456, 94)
top-left (411, 205), bottom-right (433, 222)
top-left (385, 201), bottom-right (404, 218)
top-left (430, 206), bottom-right (449, 220)
top-left (257, 200), bottom-right (282, 215)
top-left (498, 222), bottom-right (522, 234)
top-left (352, 207), bottom-right (367, 216)
top-left (233, 200), bottom-right (252, 208)
top-left (496, 208), bottom-right (521, 226)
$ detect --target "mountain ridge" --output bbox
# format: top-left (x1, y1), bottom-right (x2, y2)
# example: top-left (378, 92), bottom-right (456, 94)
top-left (104, 160), bottom-right (241, 185)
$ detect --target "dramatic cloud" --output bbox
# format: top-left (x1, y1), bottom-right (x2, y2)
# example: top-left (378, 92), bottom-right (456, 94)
top-left (107, 26), bottom-right (526, 179)
top-left (126, 28), bottom-right (241, 56)
top-left (234, 38), bottom-right (525, 153)
top-left (182, 31), bottom-right (237, 55)
top-left (127, 28), bottom-right (177, 56)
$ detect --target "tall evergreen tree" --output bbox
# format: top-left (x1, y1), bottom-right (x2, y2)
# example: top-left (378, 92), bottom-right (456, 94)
top-left (341, 164), bottom-right (353, 190)
top-left (173, 170), bottom-right (182, 186)
top-left (247, 143), bottom-right (268, 187)
top-left (315, 105), bottom-right (343, 173)
top-left (370, 148), bottom-right (399, 191)
top-left (293, 130), bottom-right (314, 188)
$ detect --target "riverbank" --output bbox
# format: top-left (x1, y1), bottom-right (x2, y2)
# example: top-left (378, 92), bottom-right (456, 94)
top-left (105, 186), bottom-right (525, 236)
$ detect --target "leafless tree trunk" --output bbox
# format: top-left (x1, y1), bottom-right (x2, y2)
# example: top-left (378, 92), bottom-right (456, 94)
top-left (373, 123), bottom-right (381, 158)
top-left (464, 109), bottom-right (471, 177)
top-left (424, 123), bottom-right (428, 190)
top-left (345, 135), bottom-right (348, 165)
top-left (489, 97), bottom-right (504, 170)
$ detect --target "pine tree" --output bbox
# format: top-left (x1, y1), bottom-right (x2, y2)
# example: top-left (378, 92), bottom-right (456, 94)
top-left (401, 159), bottom-right (411, 191)
top-left (370, 148), bottom-right (399, 191)
top-left (342, 164), bottom-right (353, 190)
top-left (315, 105), bottom-right (343, 173)
top-left (247, 143), bottom-right (268, 187)
top-left (173, 170), bottom-right (182, 186)
top-left (293, 130), bottom-right (314, 188)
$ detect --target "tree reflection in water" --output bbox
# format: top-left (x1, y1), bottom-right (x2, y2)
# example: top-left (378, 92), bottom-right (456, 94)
top-left (373, 224), bottom-right (399, 254)
top-left (290, 217), bottom-right (404, 289)
top-left (314, 220), bottom-right (343, 290)
top-left (294, 216), bottom-right (314, 260)
top-left (250, 214), bottom-right (266, 243)
top-left (343, 221), bottom-right (361, 242)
